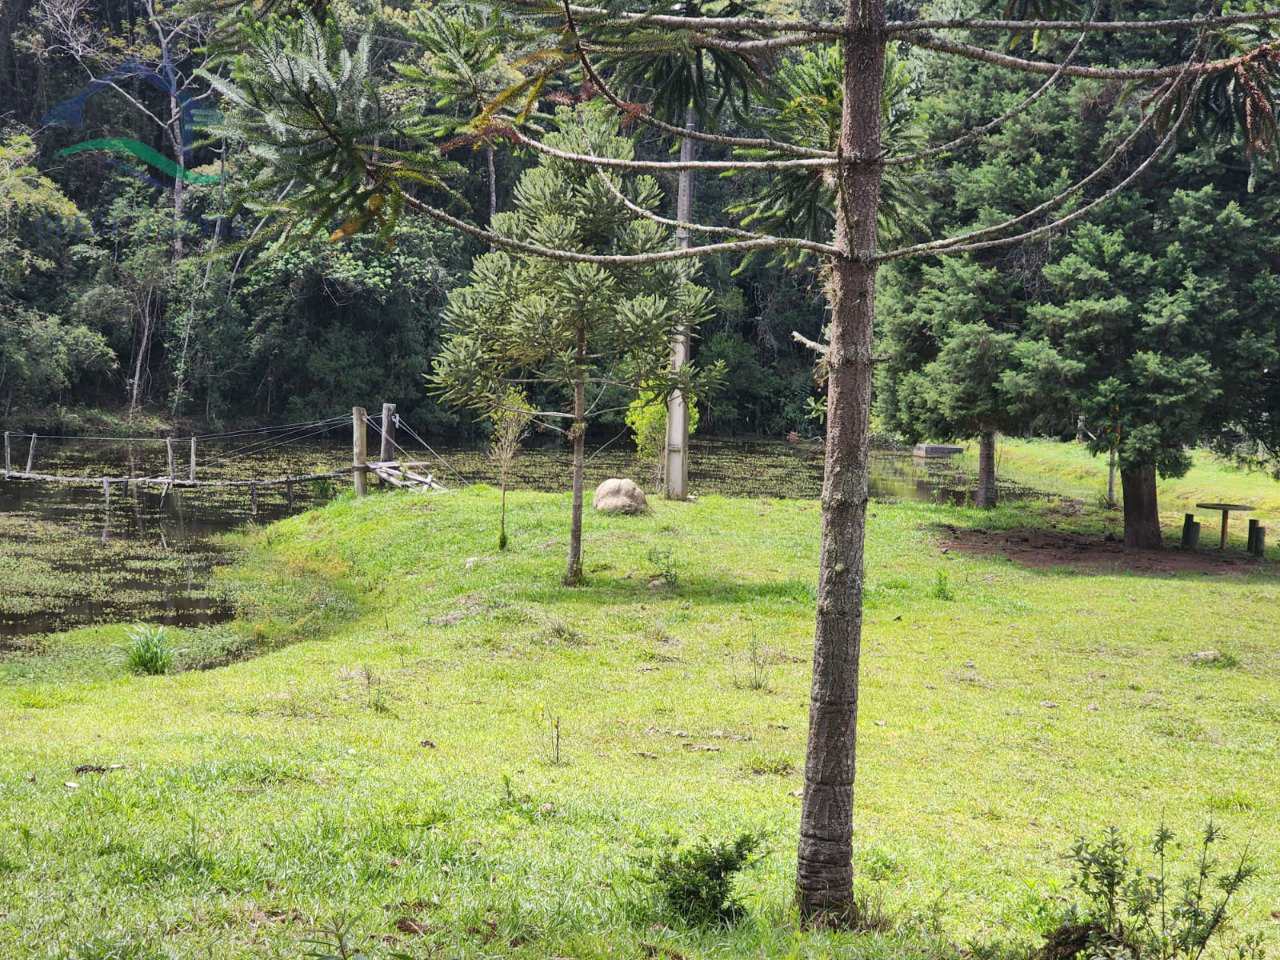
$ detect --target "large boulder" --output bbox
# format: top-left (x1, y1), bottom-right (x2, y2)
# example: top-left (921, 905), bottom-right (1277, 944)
top-left (593, 478), bottom-right (648, 515)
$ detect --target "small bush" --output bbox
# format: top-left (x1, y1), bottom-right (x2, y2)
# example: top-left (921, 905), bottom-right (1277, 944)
top-left (743, 752), bottom-right (794, 776)
top-left (626, 390), bottom-right (700, 490)
top-left (731, 638), bottom-right (771, 692)
top-left (930, 570), bottom-right (955, 601)
top-left (644, 832), bottom-right (764, 927)
top-left (122, 625), bottom-right (175, 676)
top-left (1038, 822), bottom-right (1260, 960)
top-left (646, 547), bottom-right (680, 588)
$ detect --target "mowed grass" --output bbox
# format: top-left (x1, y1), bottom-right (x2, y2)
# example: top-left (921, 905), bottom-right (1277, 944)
top-left (1, 483), bottom-right (1280, 957)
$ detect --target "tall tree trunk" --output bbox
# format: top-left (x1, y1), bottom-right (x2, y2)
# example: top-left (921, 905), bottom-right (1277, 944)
top-left (1106, 444), bottom-right (1117, 509)
top-left (796, 0), bottom-right (884, 925)
top-left (486, 144), bottom-right (498, 224)
top-left (169, 104), bottom-right (186, 260)
top-left (975, 430), bottom-right (997, 509)
top-left (565, 327), bottom-right (587, 585)
top-left (499, 482), bottom-right (508, 551)
top-left (1121, 464), bottom-right (1162, 549)
top-left (129, 292), bottom-right (155, 417)
top-left (664, 104), bottom-right (697, 501)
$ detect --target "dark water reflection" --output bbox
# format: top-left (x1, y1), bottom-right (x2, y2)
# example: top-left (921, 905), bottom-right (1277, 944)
top-left (0, 435), bottom-right (1026, 640)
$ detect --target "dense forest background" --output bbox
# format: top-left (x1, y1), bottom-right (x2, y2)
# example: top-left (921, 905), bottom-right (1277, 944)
top-left (1, 0), bottom-right (1277, 456)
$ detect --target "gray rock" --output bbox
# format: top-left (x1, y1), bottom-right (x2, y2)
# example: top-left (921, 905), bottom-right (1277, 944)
top-left (592, 478), bottom-right (649, 514)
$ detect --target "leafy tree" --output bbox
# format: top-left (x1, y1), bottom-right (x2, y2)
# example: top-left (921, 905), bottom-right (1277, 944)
top-left (488, 386), bottom-right (534, 551)
top-left (878, 257), bottom-right (1080, 508)
top-left (601, 0), bottom-right (765, 501)
top-left (0, 130), bottom-right (112, 416)
top-left (1028, 190), bottom-right (1280, 546)
top-left (432, 104), bottom-right (715, 584)
top-left (394, 5), bottom-right (523, 222)
top-left (204, 0), bottom-right (1280, 923)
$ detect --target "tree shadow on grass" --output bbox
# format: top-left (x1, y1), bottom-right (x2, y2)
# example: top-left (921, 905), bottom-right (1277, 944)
top-left (930, 522), bottom-right (1278, 581)
top-left (529, 573), bottom-right (815, 607)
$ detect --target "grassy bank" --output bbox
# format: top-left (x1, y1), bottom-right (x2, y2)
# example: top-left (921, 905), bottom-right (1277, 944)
top-left (969, 438), bottom-right (1280, 530)
top-left (1, 486), bottom-right (1279, 958)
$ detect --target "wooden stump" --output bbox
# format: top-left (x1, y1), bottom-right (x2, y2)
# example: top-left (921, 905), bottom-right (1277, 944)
top-left (1181, 513), bottom-right (1200, 550)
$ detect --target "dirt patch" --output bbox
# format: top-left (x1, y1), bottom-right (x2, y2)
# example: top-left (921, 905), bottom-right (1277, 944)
top-left (932, 523), bottom-right (1273, 576)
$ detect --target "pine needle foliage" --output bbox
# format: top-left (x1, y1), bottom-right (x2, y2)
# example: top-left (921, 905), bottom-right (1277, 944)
top-left (727, 47), bottom-right (925, 268)
top-left (203, 14), bottom-right (462, 249)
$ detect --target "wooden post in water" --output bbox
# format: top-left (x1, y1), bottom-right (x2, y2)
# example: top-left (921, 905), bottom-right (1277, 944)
top-left (166, 437), bottom-right (176, 481)
top-left (189, 438), bottom-right (197, 483)
top-left (3, 431), bottom-right (10, 477)
top-left (352, 406), bottom-right (368, 496)
top-left (25, 433), bottom-right (36, 473)
top-left (380, 403), bottom-right (397, 463)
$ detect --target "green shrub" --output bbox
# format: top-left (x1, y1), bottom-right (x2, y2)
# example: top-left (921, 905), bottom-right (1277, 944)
top-left (1038, 823), bottom-right (1260, 960)
top-left (644, 832), bottom-right (763, 927)
top-left (121, 624), bottom-right (175, 676)
top-left (626, 390), bottom-right (700, 490)
top-left (930, 570), bottom-right (955, 601)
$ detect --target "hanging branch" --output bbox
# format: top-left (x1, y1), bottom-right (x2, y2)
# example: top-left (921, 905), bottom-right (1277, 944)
top-left (886, 10), bottom-right (1280, 35)
top-left (904, 31), bottom-right (1280, 82)
top-left (883, 26), bottom-right (1210, 259)
top-left (508, 0), bottom-right (846, 37)
top-left (591, 167), bottom-right (840, 256)
top-left (886, 7), bottom-right (1095, 167)
top-left (879, 61), bottom-right (1206, 263)
top-left (506, 123), bottom-right (836, 170)
top-left (898, 76), bottom-right (1203, 260)
top-left (560, 0), bottom-right (836, 158)
top-left (400, 191), bottom-right (793, 263)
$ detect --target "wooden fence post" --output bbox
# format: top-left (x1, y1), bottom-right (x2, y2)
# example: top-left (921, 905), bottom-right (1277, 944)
top-left (250, 482), bottom-right (259, 516)
top-left (1247, 518), bottom-right (1261, 557)
top-left (166, 437), bottom-right (176, 481)
top-left (189, 438), bottom-right (197, 483)
top-left (3, 431), bottom-right (10, 477)
top-left (25, 433), bottom-right (36, 473)
top-left (102, 477), bottom-right (111, 510)
top-left (380, 402), bottom-right (396, 463)
top-left (1181, 513), bottom-right (1200, 550)
top-left (352, 406), bottom-right (368, 496)
top-left (1254, 526), bottom-right (1267, 559)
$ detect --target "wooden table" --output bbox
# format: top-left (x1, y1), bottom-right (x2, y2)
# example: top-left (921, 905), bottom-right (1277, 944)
top-left (1195, 502), bottom-right (1255, 550)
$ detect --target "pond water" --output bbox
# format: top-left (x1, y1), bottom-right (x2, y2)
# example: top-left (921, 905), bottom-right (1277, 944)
top-left (0, 433), bottom-right (1030, 641)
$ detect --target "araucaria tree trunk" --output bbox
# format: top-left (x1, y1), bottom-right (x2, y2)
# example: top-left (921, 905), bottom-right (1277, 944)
top-left (975, 430), bottom-right (997, 509)
top-left (1121, 463), bottom-right (1162, 549)
top-left (664, 104), bottom-right (698, 501)
top-left (796, 0), bottom-right (885, 924)
top-left (565, 329), bottom-right (587, 586)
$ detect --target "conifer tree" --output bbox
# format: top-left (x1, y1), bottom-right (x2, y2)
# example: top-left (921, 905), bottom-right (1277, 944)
top-left (210, 0), bottom-right (1280, 921)
top-left (431, 103), bottom-right (715, 584)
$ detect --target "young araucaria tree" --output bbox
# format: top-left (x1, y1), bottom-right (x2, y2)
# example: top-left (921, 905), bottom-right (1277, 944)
top-left (488, 386), bottom-right (534, 552)
top-left (430, 104), bottom-right (715, 585)
top-left (211, 0), bottom-right (1280, 923)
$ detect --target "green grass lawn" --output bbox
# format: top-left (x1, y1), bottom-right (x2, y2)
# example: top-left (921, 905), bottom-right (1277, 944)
top-left (2, 477), bottom-right (1279, 958)
top-left (969, 438), bottom-right (1280, 536)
